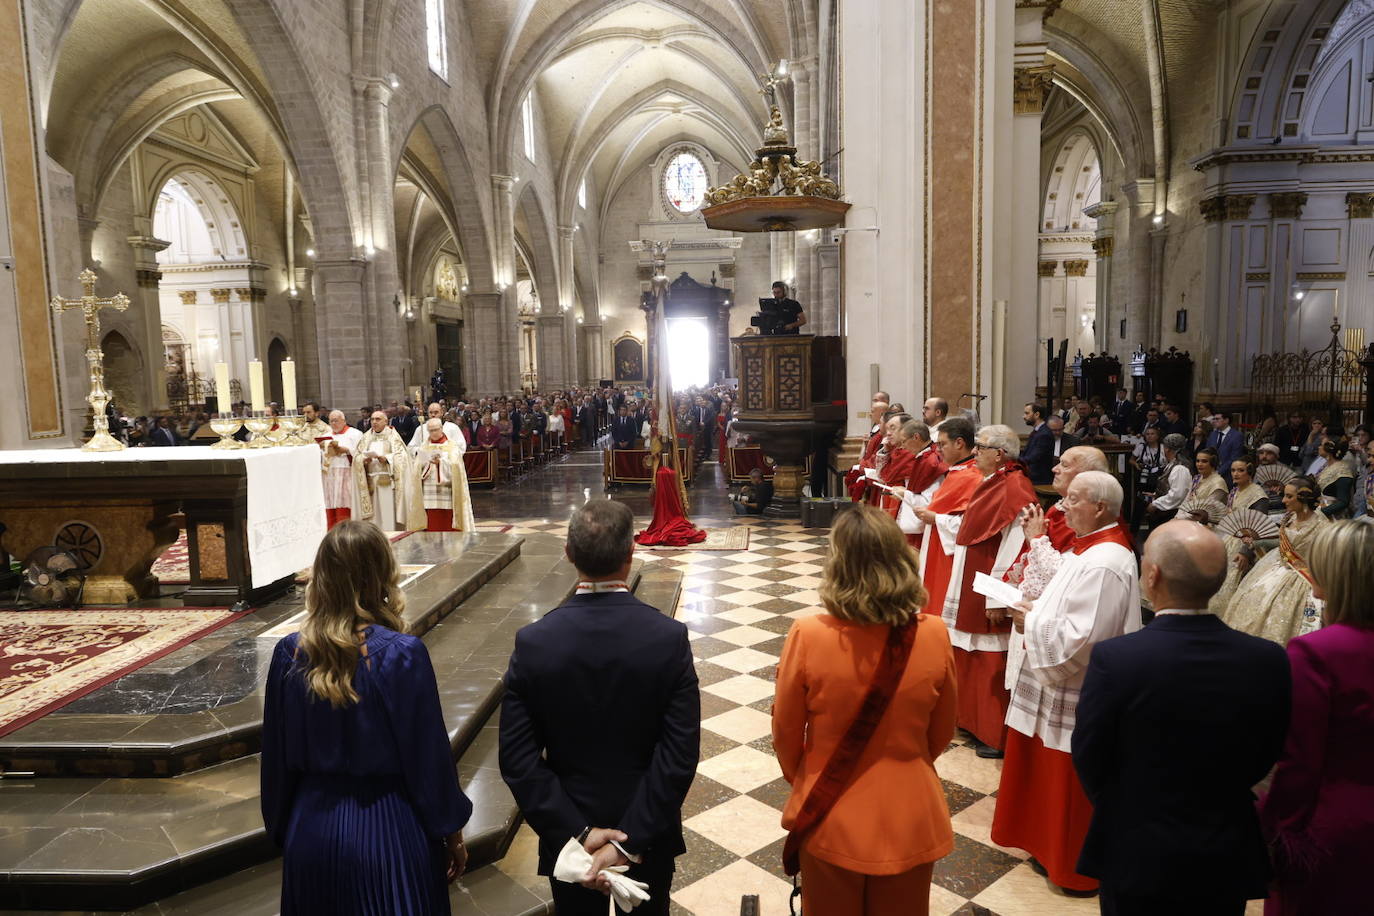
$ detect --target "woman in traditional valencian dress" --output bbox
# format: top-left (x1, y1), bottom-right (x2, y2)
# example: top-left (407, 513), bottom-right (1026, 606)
top-left (1316, 438), bottom-right (1355, 519)
top-left (1223, 477), bottom-right (1330, 645)
top-left (1207, 457), bottom-right (1272, 614)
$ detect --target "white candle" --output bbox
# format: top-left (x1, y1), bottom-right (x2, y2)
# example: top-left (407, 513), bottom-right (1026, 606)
top-left (281, 358), bottom-right (297, 412)
top-left (249, 359), bottom-right (266, 413)
top-left (214, 362), bottom-right (231, 413)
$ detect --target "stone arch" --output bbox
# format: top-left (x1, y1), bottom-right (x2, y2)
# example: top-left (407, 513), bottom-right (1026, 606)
top-left (150, 169), bottom-right (248, 264)
top-left (1301, 1), bottom-right (1374, 141)
top-left (1041, 129), bottom-right (1102, 234)
top-left (514, 182), bottom-right (561, 316)
top-left (394, 106), bottom-right (497, 291)
top-left (1225, 0), bottom-right (1350, 143)
top-left (100, 329), bottom-right (144, 415)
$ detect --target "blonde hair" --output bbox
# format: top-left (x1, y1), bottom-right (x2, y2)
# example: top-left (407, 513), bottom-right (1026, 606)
top-left (297, 521), bottom-right (407, 706)
top-left (1308, 519), bottom-right (1374, 628)
top-left (820, 505), bottom-right (928, 626)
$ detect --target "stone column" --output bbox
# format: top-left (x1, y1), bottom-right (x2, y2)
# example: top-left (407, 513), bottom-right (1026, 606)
top-left (770, 231), bottom-right (796, 295)
top-left (312, 259), bottom-right (370, 408)
top-left (464, 291), bottom-right (504, 395)
top-left (791, 57), bottom-right (817, 162)
top-left (537, 314), bottom-right (566, 388)
top-left (1121, 179), bottom-right (1158, 352)
top-left (360, 78), bottom-right (405, 399)
top-left (815, 238), bottom-right (840, 336)
top-left (1084, 200), bottom-right (1118, 354)
top-left (126, 233), bottom-right (171, 410)
top-left (491, 175), bottom-right (520, 391)
top-left (1346, 193), bottom-right (1374, 351)
top-left (582, 321), bottom-right (604, 383)
top-left (1005, 13), bottom-right (1053, 424)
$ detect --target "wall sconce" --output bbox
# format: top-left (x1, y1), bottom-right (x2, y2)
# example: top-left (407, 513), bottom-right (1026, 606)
top-left (305, 248), bottom-right (315, 258)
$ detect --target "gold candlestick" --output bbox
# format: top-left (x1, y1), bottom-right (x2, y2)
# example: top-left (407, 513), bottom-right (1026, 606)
top-left (50, 269), bottom-right (131, 452)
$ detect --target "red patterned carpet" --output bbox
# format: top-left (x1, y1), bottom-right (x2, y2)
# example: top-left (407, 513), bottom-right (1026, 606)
top-left (0, 607), bottom-right (250, 737)
top-left (150, 528), bottom-right (424, 585)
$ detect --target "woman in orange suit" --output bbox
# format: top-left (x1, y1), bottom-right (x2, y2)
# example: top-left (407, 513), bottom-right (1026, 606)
top-left (773, 505), bottom-right (958, 915)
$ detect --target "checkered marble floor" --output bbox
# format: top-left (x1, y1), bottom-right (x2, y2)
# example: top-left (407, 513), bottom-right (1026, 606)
top-left (490, 514), bottom-right (1257, 916)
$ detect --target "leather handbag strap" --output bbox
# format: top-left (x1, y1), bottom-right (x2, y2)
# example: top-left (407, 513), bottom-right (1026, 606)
top-left (782, 620), bottom-right (918, 876)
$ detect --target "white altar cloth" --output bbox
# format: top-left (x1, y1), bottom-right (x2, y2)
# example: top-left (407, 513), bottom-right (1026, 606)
top-left (0, 447), bottom-right (326, 588)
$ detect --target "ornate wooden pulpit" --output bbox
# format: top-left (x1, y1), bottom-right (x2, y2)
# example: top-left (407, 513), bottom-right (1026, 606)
top-left (730, 334), bottom-right (845, 516)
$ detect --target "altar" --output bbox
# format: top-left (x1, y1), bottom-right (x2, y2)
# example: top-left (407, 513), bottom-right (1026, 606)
top-left (0, 448), bottom-right (326, 607)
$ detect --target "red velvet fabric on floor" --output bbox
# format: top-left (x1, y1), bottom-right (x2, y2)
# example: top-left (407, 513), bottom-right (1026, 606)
top-left (634, 466), bottom-right (707, 547)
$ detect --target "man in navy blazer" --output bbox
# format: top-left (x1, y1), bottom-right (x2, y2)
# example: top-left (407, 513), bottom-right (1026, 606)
top-left (1020, 402), bottom-right (1055, 484)
top-left (1072, 520), bottom-right (1290, 915)
top-left (611, 405), bottom-right (639, 450)
top-left (1205, 411), bottom-right (1246, 484)
top-left (499, 500), bottom-right (699, 915)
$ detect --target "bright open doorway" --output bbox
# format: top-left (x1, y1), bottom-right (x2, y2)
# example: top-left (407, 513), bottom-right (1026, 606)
top-left (666, 317), bottom-right (710, 389)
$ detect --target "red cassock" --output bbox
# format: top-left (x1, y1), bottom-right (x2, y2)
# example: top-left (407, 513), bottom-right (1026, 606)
top-left (918, 456), bottom-right (981, 613)
top-left (881, 446), bottom-right (947, 548)
top-left (943, 462), bottom-right (1037, 750)
top-left (844, 429), bottom-right (885, 502)
top-left (634, 465), bottom-right (706, 547)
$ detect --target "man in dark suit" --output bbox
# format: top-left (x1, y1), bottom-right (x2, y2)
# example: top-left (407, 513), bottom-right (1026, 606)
top-left (1272, 412), bottom-right (1309, 468)
top-left (149, 416), bottom-right (178, 447)
top-left (1020, 402), bottom-right (1055, 484)
top-left (499, 501), bottom-right (699, 915)
top-left (1044, 415), bottom-right (1080, 467)
top-left (611, 406), bottom-right (638, 450)
top-left (1162, 404), bottom-right (1189, 439)
top-left (1110, 388), bottom-right (1135, 433)
top-left (576, 396), bottom-right (598, 447)
top-left (1073, 520), bottom-right (1290, 916)
top-left (693, 396), bottom-right (716, 460)
top-left (1205, 411), bottom-right (1245, 484)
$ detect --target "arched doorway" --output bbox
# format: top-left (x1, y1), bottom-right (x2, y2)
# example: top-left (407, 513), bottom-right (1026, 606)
top-left (267, 338), bottom-right (289, 407)
top-left (1039, 129), bottom-right (1102, 359)
top-left (101, 331), bottom-right (143, 416)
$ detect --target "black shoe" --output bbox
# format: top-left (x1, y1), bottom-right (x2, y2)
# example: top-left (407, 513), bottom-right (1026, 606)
top-left (973, 741), bottom-right (1004, 759)
top-left (1057, 886), bottom-right (1099, 898)
top-left (1027, 857), bottom-right (1048, 877)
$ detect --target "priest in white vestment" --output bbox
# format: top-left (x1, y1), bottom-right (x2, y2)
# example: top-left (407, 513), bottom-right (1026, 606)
top-left (352, 410), bottom-right (425, 532)
top-left (991, 471), bottom-right (1141, 895)
top-left (408, 402), bottom-right (464, 451)
top-left (321, 409), bottom-right (362, 528)
top-left (416, 418), bottom-right (476, 532)
top-left (300, 401), bottom-right (332, 443)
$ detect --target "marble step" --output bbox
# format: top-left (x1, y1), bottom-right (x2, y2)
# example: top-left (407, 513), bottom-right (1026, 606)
top-left (0, 532), bottom-right (524, 779)
top-left (0, 546), bottom-right (656, 910)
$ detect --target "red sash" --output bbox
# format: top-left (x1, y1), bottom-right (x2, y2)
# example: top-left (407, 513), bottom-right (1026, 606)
top-left (782, 620), bottom-right (918, 876)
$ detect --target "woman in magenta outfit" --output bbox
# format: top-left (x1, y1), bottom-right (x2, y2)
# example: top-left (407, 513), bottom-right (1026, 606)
top-left (1259, 520), bottom-right (1374, 915)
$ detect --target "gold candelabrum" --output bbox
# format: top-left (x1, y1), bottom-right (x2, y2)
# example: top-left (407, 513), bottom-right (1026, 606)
top-left (50, 269), bottom-right (131, 452)
top-left (243, 414), bottom-right (273, 448)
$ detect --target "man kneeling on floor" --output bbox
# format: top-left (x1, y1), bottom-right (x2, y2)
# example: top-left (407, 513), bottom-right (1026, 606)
top-left (498, 499), bottom-right (700, 914)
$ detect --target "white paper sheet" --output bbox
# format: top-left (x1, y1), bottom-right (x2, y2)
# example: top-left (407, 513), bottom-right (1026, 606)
top-left (973, 571), bottom-right (1023, 608)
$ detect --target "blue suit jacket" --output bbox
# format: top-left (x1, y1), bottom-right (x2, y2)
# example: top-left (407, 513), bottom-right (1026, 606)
top-left (1206, 427), bottom-right (1245, 482)
top-left (1073, 614), bottom-right (1289, 898)
top-left (498, 592), bottom-right (699, 873)
top-left (1022, 423), bottom-right (1055, 484)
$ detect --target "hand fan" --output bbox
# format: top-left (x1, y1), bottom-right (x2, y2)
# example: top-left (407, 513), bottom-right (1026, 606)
top-left (1215, 507), bottom-right (1280, 541)
top-left (1178, 496), bottom-right (1228, 526)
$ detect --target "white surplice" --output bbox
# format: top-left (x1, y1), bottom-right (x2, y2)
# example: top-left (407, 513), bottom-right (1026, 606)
top-left (1005, 532), bottom-right (1141, 752)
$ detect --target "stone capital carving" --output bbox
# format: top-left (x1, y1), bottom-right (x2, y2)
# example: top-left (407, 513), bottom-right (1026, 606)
top-left (1269, 192), bottom-right (1308, 220)
top-left (1037, 260), bottom-right (1058, 278)
top-left (1063, 259), bottom-right (1090, 277)
top-left (233, 288), bottom-right (254, 302)
top-left (135, 269), bottom-right (162, 289)
top-left (1346, 192), bottom-right (1374, 219)
top-left (1091, 236), bottom-right (1115, 258)
top-left (209, 288), bottom-right (232, 304)
top-left (1013, 65), bottom-right (1055, 115)
top-left (1225, 195), bottom-right (1256, 221)
top-left (1199, 196), bottom-right (1228, 222)
top-left (178, 290), bottom-right (198, 305)
top-left (719, 262), bottom-right (736, 279)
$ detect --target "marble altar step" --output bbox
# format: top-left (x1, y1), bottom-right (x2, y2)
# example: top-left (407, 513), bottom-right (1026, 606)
top-left (0, 532), bottom-right (524, 779)
top-left (0, 545), bottom-right (672, 911)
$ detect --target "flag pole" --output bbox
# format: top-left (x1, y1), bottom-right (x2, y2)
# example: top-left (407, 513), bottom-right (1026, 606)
top-left (636, 239), bottom-right (690, 513)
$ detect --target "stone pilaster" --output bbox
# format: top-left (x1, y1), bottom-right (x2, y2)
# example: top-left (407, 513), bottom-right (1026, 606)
top-left (312, 259), bottom-right (370, 407)
top-left (1084, 200), bottom-right (1118, 354)
top-left (126, 233), bottom-right (171, 410)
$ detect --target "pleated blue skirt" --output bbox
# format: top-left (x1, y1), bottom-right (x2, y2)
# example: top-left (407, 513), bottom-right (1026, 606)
top-left (281, 775), bottom-right (450, 915)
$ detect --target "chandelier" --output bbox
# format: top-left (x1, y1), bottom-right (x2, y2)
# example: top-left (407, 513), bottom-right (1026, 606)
top-left (701, 106), bottom-right (849, 232)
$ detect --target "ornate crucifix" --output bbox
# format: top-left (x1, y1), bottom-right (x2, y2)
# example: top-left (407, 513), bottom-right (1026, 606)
top-left (50, 269), bottom-right (131, 452)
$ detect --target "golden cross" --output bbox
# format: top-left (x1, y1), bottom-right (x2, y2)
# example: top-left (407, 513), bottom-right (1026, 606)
top-left (50, 269), bottom-right (132, 451)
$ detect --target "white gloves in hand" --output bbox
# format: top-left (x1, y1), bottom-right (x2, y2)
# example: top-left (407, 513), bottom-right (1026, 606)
top-left (552, 838), bottom-right (652, 912)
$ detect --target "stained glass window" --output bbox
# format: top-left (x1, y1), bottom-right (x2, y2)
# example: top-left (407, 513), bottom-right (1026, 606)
top-left (663, 151), bottom-right (707, 213)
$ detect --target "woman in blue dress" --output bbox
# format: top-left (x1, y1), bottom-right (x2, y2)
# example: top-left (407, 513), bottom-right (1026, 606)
top-left (261, 520), bottom-right (472, 914)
